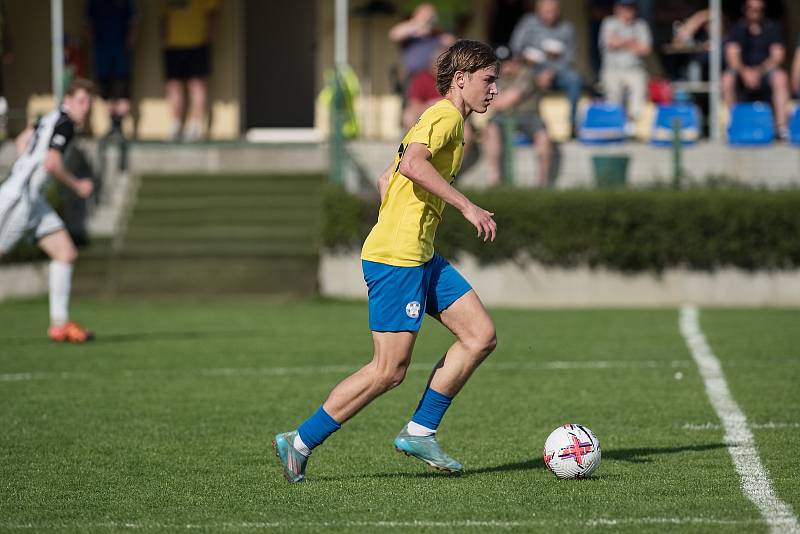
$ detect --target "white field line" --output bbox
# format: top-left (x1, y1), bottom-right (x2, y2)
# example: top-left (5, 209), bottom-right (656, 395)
top-left (679, 305), bottom-right (800, 534)
top-left (0, 517), bottom-right (765, 530)
top-left (684, 422), bottom-right (800, 431)
top-left (0, 359), bottom-right (692, 382)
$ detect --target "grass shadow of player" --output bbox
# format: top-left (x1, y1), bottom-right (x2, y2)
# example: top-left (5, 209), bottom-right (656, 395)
top-left (315, 443), bottom-right (728, 482)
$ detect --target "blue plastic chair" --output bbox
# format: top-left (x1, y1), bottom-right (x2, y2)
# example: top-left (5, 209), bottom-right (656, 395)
top-left (651, 104), bottom-right (701, 146)
top-left (727, 102), bottom-right (775, 146)
top-left (578, 102), bottom-right (626, 144)
top-left (789, 107), bottom-right (800, 146)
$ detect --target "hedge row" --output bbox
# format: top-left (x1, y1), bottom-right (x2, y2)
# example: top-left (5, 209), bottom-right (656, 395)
top-left (323, 184), bottom-right (800, 272)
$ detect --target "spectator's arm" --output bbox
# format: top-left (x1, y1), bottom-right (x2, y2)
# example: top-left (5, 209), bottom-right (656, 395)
top-left (562, 23), bottom-right (577, 66)
top-left (488, 86), bottom-right (525, 112)
top-left (388, 14), bottom-right (430, 43)
top-left (673, 9), bottom-right (710, 46)
top-left (127, 2), bottom-right (141, 50)
top-left (207, 7), bottom-right (219, 42)
top-left (632, 21), bottom-right (652, 56)
top-left (761, 43), bottom-right (785, 73)
top-left (792, 47), bottom-right (800, 93)
top-left (599, 19), bottom-right (623, 50)
top-left (725, 41), bottom-right (744, 72)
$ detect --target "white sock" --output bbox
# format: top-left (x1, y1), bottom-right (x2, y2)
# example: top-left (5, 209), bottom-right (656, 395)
top-left (49, 261), bottom-right (73, 326)
top-left (293, 434), bottom-right (311, 457)
top-left (406, 421), bottom-right (436, 437)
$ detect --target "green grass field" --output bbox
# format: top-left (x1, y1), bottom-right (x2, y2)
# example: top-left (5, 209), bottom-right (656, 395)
top-left (0, 298), bottom-right (798, 533)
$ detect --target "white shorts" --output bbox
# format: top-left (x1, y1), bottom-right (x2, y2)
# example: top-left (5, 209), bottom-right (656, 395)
top-left (0, 194), bottom-right (65, 253)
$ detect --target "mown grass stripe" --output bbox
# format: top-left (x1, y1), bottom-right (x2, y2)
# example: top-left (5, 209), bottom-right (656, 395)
top-left (680, 305), bottom-right (800, 534)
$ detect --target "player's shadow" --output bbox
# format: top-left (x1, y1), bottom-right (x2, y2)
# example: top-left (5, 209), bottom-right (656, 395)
top-left (316, 442), bottom-right (729, 481)
top-left (468, 442), bottom-right (728, 476)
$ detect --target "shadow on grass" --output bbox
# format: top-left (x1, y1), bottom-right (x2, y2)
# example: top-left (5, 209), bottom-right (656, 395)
top-left (313, 443), bottom-right (727, 482)
top-left (0, 328), bottom-right (266, 346)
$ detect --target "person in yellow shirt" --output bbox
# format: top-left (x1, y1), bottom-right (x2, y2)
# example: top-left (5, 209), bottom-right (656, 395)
top-left (274, 40), bottom-right (500, 482)
top-left (161, 0), bottom-right (218, 141)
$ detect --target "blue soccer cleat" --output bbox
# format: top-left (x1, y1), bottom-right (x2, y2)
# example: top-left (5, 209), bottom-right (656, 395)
top-left (272, 431), bottom-right (308, 483)
top-left (394, 425), bottom-right (463, 474)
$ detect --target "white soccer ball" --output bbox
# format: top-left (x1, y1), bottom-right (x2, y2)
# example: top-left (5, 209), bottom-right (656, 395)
top-left (543, 423), bottom-right (601, 479)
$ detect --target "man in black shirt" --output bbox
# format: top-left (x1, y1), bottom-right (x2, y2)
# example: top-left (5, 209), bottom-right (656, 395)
top-left (721, 0), bottom-right (789, 137)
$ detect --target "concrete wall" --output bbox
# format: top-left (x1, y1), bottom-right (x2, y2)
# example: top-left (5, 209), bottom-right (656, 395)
top-left (320, 251), bottom-right (800, 307)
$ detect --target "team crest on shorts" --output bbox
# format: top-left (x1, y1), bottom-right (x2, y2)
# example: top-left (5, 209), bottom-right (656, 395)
top-left (405, 301), bottom-right (421, 318)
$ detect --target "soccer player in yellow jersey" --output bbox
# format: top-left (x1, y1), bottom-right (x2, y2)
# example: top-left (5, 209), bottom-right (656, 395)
top-left (274, 40), bottom-right (500, 482)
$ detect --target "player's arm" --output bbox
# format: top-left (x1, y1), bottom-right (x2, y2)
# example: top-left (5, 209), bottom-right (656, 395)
top-left (377, 162), bottom-right (393, 203)
top-left (43, 149), bottom-right (93, 199)
top-left (14, 127), bottom-right (33, 157)
top-left (399, 143), bottom-right (496, 242)
top-left (761, 42), bottom-right (785, 74)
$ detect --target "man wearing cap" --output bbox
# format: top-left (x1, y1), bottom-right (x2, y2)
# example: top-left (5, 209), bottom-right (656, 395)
top-left (599, 0), bottom-right (652, 133)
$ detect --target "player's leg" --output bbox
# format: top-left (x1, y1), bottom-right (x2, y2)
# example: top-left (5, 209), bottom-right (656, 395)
top-left (395, 256), bottom-right (496, 472)
top-left (273, 260), bottom-right (427, 482)
top-left (36, 211), bottom-right (93, 342)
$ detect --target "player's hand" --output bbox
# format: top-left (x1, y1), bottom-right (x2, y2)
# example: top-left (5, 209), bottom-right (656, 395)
top-left (461, 203), bottom-right (497, 242)
top-left (75, 178), bottom-right (94, 199)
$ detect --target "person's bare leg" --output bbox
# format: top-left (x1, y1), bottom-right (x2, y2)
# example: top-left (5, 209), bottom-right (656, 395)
top-left (165, 79), bottom-right (184, 139)
top-left (770, 70), bottom-right (790, 130)
top-left (484, 122), bottom-right (503, 186)
top-left (535, 130), bottom-right (552, 187)
top-left (427, 290), bottom-right (497, 397)
top-left (721, 71), bottom-right (737, 109)
top-left (322, 331), bottom-right (417, 422)
top-left (186, 77), bottom-right (207, 139)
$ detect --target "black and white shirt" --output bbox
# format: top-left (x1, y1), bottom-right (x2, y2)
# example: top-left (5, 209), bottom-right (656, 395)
top-left (1, 108), bottom-right (75, 199)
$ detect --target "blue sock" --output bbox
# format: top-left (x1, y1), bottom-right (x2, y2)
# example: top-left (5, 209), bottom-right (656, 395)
top-left (411, 387), bottom-right (453, 430)
top-left (297, 406), bottom-right (341, 450)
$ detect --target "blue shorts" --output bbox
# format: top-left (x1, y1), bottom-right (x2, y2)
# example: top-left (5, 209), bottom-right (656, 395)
top-left (362, 254), bottom-right (472, 332)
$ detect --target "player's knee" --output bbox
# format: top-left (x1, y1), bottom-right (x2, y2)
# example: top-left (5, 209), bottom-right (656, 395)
top-left (374, 365), bottom-right (408, 392)
top-left (464, 325), bottom-right (497, 358)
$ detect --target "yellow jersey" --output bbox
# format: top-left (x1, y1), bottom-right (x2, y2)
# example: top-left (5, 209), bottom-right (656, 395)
top-left (163, 0), bottom-right (219, 49)
top-left (361, 99), bottom-right (464, 267)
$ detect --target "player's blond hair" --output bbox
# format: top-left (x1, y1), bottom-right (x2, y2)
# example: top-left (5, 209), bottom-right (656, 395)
top-left (435, 40), bottom-right (499, 96)
top-left (65, 77), bottom-right (95, 97)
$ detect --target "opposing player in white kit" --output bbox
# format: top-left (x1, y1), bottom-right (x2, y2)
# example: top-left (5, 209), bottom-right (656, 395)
top-left (0, 78), bottom-right (96, 342)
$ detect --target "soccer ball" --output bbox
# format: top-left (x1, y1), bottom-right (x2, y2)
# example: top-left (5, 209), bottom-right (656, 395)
top-left (543, 423), bottom-right (601, 479)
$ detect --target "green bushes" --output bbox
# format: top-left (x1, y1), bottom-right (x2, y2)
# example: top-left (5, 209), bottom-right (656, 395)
top-left (323, 185), bottom-right (800, 272)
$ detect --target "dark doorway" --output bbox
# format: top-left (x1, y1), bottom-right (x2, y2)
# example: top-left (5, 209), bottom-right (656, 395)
top-left (244, 0), bottom-right (316, 129)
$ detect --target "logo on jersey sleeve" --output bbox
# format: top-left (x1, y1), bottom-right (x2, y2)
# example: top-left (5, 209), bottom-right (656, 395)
top-left (405, 301), bottom-right (421, 318)
top-left (51, 134), bottom-right (66, 147)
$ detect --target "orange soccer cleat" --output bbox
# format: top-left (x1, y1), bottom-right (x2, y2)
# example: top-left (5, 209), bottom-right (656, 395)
top-left (47, 321), bottom-right (95, 343)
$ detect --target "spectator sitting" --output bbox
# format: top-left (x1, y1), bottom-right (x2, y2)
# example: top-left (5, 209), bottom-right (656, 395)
top-left (402, 62), bottom-right (440, 130)
top-left (483, 46), bottom-right (552, 188)
top-left (722, 0), bottom-right (789, 138)
top-left (388, 3), bottom-right (455, 94)
top-left (599, 0), bottom-right (652, 135)
top-left (510, 0), bottom-right (582, 137)
top-left (85, 0), bottom-right (139, 139)
top-left (791, 33), bottom-right (800, 97)
top-left (161, 0), bottom-right (219, 142)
